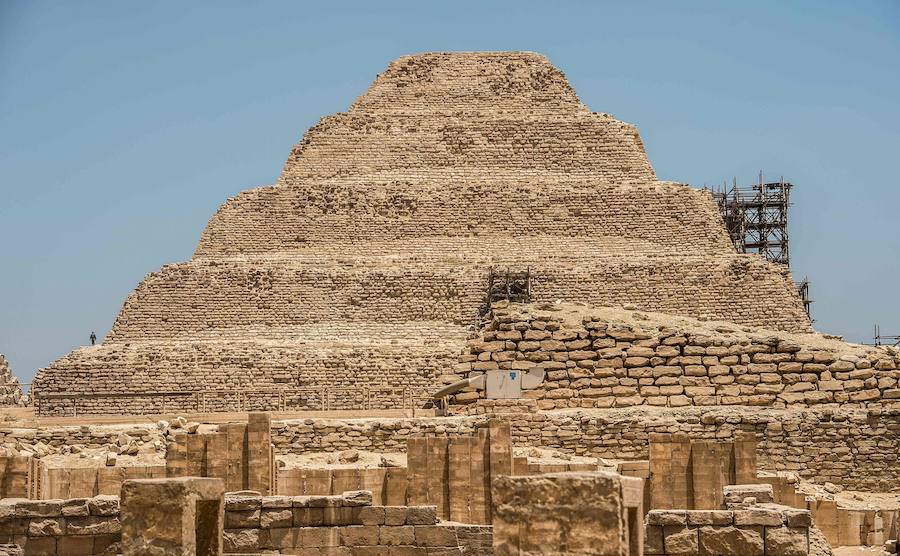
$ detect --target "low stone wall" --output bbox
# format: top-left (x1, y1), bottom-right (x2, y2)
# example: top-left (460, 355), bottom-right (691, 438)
top-left (453, 303), bottom-right (900, 410)
top-left (0, 424), bottom-right (163, 453)
top-left (2, 405), bottom-right (896, 494)
top-left (0, 495), bottom-right (121, 555)
top-left (0, 491), bottom-right (493, 556)
top-left (268, 406), bottom-right (900, 492)
top-left (223, 491), bottom-right (492, 555)
top-left (645, 507), bottom-right (811, 555)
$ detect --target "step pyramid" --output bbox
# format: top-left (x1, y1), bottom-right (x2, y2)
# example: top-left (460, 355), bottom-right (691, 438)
top-left (33, 52), bottom-right (809, 415)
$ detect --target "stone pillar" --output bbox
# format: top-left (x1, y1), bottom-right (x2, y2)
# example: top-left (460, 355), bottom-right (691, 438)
top-left (448, 435), bottom-right (472, 523)
top-left (493, 471), bottom-right (638, 556)
top-left (120, 477), bottom-right (225, 556)
top-left (165, 434), bottom-right (187, 478)
top-left (810, 499), bottom-right (839, 546)
top-left (733, 434), bottom-right (758, 485)
top-left (384, 466), bottom-right (407, 506)
top-left (488, 419), bottom-right (512, 480)
top-left (406, 436), bottom-right (428, 505)
top-left (649, 433), bottom-right (692, 510)
top-left (691, 441), bottom-right (729, 510)
top-left (246, 412), bottom-right (271, 494)
top-left (426, 435), bottom-right (450, 519)
top-left (470, 431), bottom-right (490, 524)
top-left (220, 422), bottom-right (246, 491)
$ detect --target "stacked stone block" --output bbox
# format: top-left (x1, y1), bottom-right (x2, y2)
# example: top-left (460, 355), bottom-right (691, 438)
top-left (455, 303), bottom-right (900, 409)
top-left (407, 419), bottom-right (511, 524)
top-left (222, 490), bottom-right (492, 555)
top-left (276, 466), bottom-right (409, 506)
top-left (0, 457), bottom-right (29, 499)
top-left (645, 507), bottom-right (812, 555)
top-left (649, 433), bottom-right (758, 510)
top-left (0, 495), bottom-right (121, 555)
top-left (492, 471), bottom-right (644, 556)
top-left (165, 413), bottom-right (273, 494)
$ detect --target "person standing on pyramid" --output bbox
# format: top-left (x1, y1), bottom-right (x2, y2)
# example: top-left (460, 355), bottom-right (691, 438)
top-left (90, 331), bottom-right (96, 346)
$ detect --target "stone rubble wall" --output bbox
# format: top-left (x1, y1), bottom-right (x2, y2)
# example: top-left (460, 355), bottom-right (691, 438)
top-left (454, 303), bottom-right (898, 409)
top-left (0, 425), bottom-right (162, 454)
top-left (645, 506), bottom-right (812, 555)
top-left (0, 356), bottom-right (23, 408)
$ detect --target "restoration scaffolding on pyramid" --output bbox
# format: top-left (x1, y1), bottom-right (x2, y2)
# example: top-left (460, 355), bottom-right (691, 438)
top-left (712, 174), bottom-right (792, 266)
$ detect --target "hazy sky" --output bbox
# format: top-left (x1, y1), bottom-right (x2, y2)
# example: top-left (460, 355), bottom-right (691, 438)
top-left (2, 1), bottom-right (899, 384)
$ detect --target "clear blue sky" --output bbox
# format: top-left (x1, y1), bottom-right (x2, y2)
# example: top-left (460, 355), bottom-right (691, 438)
top-left (2, 1), bottom-right (899, 384)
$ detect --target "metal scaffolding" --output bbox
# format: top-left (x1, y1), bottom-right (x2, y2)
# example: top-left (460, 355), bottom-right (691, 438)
top-left (711, 174), bottom-right (813, 320)
top-left (874, 324), bottom-right (900, 347)
top-left (712, 174), bottom-right (793, 266)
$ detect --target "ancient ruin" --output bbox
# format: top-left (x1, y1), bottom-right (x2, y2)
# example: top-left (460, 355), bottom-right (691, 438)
top-left (0, 356), bottom-right (24, 408)
top-left (2, 52), bottom-right (897, 555)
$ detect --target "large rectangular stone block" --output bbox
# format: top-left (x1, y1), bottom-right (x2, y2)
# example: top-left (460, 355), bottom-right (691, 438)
top-left (120, 477), bottom-right (225, 556)
top-left (492, 471), bottom-right (633, 556)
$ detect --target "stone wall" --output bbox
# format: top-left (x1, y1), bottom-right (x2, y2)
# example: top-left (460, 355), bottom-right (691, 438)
top-left (223, 491), bottom-right (492, 555)
top-left (36, 464), bottom-right (166, 500)
top-left (453, 303), bottom-right (898, 409)
top-left (0, 491), bottom-right (493, 556)
top-left (265, 407), bottom-right (900, 492)
top-left (0, 495), bottom-right (121, 555)
top-left (2, 406), bottom-right (896, 492)
top-left (271, 409), bottom-right (900, 492)
top-left (166, 412), bottom-right (273, 494)
top-left (492, 471), bottom-right (643, 556)
top-left (645, 507), bottom-right (812, 555)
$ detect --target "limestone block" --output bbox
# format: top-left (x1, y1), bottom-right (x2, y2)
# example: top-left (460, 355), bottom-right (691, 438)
top-left (733, 509), bottom-right (784, 527)
top-left (492, 471), bottom-right (631, 556)
top-left (663, 526), bottom-right (699, 555)
top-left (698, 525), bottom-right (764, 556)
top-left (764, 526), bottom-right (808, 556)
top-left (120, 477), bottom-right (225, 556)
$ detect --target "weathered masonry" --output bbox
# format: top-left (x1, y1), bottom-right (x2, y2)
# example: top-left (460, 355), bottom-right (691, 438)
top-left (33, 52), bottom-right (810, 415)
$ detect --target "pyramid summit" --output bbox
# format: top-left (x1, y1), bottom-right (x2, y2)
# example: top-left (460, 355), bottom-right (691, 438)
top-left (33, 51), bottom-right (810, 415)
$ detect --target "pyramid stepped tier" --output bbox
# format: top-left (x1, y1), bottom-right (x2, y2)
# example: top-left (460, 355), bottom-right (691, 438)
top-left (34, 323), bottom-right (465, 416)
top-left (277, 113), bottom-right (656, 184)
top-left (345, 52), bottom-right (589, 114)
top-left (194, 179), bottom-right (731, 257)
top-left (101, 251), bottom-right (805, 344)
top-left (33, 51), bottom-right (811, 415)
